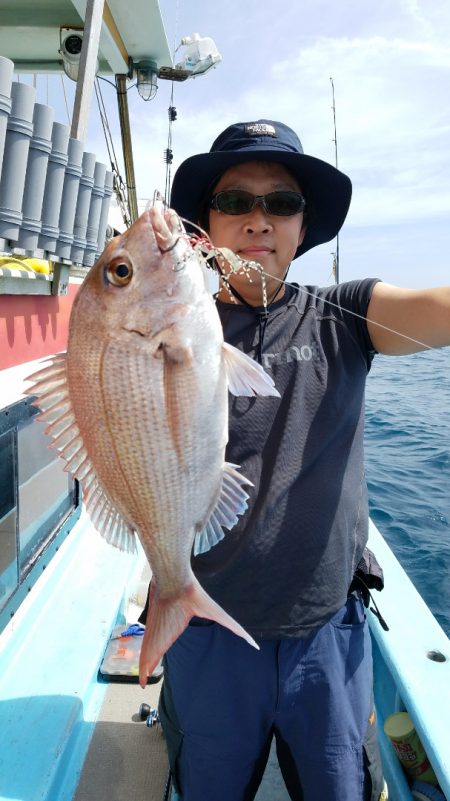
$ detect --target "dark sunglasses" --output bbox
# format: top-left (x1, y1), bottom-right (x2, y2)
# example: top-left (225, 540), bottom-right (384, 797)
top-left (210, 189), bottom-right (306, 217)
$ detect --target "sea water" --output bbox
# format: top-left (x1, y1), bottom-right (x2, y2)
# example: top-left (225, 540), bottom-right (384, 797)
top-left (364, 346), bottom-right (450, 636)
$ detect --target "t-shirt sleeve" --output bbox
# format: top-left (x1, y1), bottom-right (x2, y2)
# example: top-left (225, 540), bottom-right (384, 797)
top-left (328, 278), bottom-right (381, 363)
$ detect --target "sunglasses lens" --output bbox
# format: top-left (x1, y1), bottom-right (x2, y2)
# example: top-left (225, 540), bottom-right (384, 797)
top-left (211, 190), bottom-right (306, 216)
top-left (215, 190), bottom-right (254, 214)
top-left (265, 192), bottom-right (305, 215)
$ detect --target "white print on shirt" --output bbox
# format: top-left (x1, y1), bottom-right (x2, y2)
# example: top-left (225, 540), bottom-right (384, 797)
top-left (262, 342), bottom-right (321, 369)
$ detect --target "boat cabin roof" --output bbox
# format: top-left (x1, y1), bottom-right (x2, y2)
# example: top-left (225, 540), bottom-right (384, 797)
top-left (0, 0), bottom-right (172, 76)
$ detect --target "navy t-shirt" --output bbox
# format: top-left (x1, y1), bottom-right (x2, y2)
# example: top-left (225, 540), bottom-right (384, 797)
top-left (192, 279), bottom-right (380, 638)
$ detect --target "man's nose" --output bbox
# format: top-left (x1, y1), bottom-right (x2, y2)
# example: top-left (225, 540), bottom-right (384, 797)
top-left (243, 205), bottom-right (274, 233)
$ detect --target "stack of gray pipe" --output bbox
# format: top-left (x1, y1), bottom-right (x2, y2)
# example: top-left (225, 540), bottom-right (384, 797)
top-left (0, 55), bottom-right (114, 268)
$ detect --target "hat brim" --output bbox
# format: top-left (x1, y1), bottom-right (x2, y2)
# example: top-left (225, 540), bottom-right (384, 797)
top-left (170, 148), bottom-right (352, 259)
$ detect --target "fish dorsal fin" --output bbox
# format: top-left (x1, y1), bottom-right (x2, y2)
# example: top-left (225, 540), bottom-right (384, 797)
top-left (222, 342), bottom-right (280, 398)
top-left (193, 462), bottom-right (253, 556)
top-left (25, 355), bottom-right (136, 554)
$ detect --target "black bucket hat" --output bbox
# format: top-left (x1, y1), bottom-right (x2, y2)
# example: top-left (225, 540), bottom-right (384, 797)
top-left (170, 119), bottom-right (352, 259)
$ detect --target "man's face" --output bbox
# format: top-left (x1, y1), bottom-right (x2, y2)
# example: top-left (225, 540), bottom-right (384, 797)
top-left (208, 161), bottom-right (306, 305)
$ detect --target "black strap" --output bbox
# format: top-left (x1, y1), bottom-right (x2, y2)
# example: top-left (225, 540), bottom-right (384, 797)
top-left (215, 262), bottom-right (287, 363)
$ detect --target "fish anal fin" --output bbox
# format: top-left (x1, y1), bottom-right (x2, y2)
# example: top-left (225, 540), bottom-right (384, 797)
top-left (193, 462), bottom-right (253, 556)
top-left (138, 578), bottom-right (259, 687)
top-left (85, 478), bottom-right (136, 553)
top-left (222, 342), bottom-right (280, 398)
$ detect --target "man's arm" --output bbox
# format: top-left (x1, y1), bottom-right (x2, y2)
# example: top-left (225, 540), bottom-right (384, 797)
top-left (366, 282), bottom-right (450, 355)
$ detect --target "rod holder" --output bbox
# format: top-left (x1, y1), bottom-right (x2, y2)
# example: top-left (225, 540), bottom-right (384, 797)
top-left (83, 160), bottom-right (107, 267)
top-left (0, 56), bottom-right (13, 177)
top-left (96, 170), bottom-right (114, 260)
top-left (0, 81), bottom-right (35, 242)
top-left (16, 103), bottom-right (54, 252)
top-left (71, 151), bottom-right (96, 265)
top-left (54, 137), bottom-right (84, 260)
top-left (39, 122), bottom-right (70, 254)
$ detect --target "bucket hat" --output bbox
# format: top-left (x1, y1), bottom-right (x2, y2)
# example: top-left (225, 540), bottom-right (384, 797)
top-left (170, 119), bottom-right (352, 259)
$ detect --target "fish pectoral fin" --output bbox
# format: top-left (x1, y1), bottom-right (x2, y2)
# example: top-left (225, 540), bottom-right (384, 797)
top-left (193, 462), bottom-right (253, 556)
top-left (160, 340), bottom-right (193, 364)
top-left (154, 320), bottom-right (193, 365)
top-left (25, 355), bottom-right (136, 554)
top-left (162, 345), bottom-right (194, 467)
top-left (222, 341), bottom-right (280, 398)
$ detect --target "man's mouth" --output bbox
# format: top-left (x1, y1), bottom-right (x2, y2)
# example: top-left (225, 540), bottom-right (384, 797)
top-left (238, 247), bottom-right (273, 258)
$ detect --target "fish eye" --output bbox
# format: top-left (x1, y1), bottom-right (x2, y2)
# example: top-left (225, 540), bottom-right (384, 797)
top-left (105, 257), bottom-right (133, 286)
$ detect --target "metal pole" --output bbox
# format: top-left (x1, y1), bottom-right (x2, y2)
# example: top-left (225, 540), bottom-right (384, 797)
top-left (330, 77), bottom-right (339, 284)
top-left (115, 74), bottom-right (138, 224)
top-left (71, 0), bottom-right (105, 143)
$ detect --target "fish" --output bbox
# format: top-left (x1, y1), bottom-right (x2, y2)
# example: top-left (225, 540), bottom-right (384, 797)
top-left (26, 203), bottom-right (280, 687)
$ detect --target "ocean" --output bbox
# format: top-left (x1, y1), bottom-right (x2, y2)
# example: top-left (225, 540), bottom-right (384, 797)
top-left (364, 346), bottom-right (450, 637)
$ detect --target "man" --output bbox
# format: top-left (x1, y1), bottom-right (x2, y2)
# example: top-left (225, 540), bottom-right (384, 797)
top-left (142, 120), bottom-right (447, 801)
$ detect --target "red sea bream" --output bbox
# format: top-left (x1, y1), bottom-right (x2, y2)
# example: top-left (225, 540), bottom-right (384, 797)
top-left (26, 204), bottom-right (280, 685)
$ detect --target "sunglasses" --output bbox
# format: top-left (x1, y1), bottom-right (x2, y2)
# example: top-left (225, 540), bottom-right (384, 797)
top-left (210, 189), bottom-right (306, 217)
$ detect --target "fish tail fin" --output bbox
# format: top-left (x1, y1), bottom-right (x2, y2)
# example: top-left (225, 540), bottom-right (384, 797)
top-left (138, 578), bottom-right (259, 687)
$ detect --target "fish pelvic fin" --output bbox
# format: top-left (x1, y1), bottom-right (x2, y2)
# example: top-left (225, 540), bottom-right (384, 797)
top-left (193, 463), bottom-right (253, 556)
top-left (222, 341), bottom-right (281, 397)
top-left (25, 355), bottom-right (136, 554)
top-left (138, 578), bottom-right (259, 687)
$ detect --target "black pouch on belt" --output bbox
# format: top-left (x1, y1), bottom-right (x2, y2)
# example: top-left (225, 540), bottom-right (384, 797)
top-left (349, 547), bottom-right (389, 631)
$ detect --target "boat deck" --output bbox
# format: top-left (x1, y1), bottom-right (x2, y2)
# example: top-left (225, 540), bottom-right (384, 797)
top-left (74, 680), bottom-right (290, 801)
top-left (1, 500), bottom-right (449, 801)
top-left (73, 682), bottom-right (169, 801)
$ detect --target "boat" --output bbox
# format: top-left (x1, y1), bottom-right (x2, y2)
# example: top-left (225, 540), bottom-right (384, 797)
top-left (0, 3), bottom-right (449, 800)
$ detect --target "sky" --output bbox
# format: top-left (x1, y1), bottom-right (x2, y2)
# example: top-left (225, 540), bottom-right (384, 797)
top-left (26, 0), bottom-right (450, 289)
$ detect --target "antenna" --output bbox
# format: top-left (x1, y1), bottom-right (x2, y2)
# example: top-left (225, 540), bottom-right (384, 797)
top-left (330, 77), bottom-right (339, 284)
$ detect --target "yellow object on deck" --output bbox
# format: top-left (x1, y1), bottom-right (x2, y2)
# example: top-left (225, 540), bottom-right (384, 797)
top-left (0, 256), bottom-right (51, 274)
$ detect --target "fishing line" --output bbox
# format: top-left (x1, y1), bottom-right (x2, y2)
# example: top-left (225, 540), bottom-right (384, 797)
top-left (239, 267), bottom-right (435, 353)
top-left (158, 209), bottom-right (435, 353)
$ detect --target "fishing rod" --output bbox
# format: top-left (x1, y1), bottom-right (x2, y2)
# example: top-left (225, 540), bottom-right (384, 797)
top-left (330, 76), bottom-right (339, 284)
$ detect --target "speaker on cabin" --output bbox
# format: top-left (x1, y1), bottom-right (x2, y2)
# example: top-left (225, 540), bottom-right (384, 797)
top-left (60, 30), bottom-right (83, 82)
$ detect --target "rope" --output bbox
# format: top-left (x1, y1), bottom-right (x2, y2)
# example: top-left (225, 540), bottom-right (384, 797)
top-left (163, 0), bottom-right (181, 204)
top-left (60, 75), bottom-right (71, 124)
top-left (94, 77), bottom-right (131, 228)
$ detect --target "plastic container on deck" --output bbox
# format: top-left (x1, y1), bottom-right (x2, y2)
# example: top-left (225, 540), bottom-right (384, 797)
top-left (384, 712), bottom-right (438, 786)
